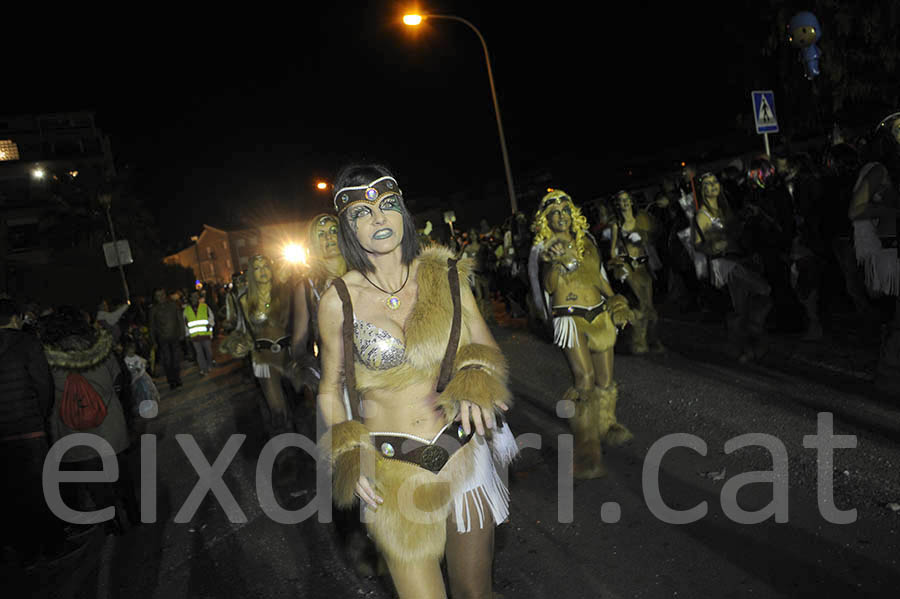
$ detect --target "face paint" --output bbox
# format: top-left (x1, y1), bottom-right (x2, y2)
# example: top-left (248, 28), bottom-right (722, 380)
top-left (379, 194), bottom-right (403, 213)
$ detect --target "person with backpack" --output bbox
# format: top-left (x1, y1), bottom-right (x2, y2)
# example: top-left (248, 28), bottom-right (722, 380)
top-left (40, 307), bottom-right (139, 533)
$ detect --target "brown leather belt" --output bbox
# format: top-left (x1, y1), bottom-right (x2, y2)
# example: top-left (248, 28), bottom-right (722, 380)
top-left (552, 301), bottom-right (608, 323)
top-left (371, 423), bottom-right (479, 473)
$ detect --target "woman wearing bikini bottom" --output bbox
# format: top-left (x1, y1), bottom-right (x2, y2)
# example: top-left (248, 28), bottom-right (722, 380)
top-left (317, 163), bottom-right (517, 599)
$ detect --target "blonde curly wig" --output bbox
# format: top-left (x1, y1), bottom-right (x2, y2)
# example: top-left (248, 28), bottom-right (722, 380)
top-left (531, 189), bottom-right (590, 260)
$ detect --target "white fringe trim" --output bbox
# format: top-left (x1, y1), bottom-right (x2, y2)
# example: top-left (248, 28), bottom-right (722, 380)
top-left (709, 257), bottom-right (738, 289)
top-left (853, 220), bottom-right (899, 296)
top-left (553, 315), bottom-right (578, 348)
top-left (490, 422), bottom-right (519, 468)
top-left (253, 362), bottom-right (271, 378)
top-left (453, 434), bottom-right (510, 533)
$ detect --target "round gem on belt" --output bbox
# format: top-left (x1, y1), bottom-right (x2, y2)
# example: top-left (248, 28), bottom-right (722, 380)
top-left (380, 442), bottom-right (395, 457)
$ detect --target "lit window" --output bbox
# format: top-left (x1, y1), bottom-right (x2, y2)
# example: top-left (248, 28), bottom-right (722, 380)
top-left (0, 140), bottom-right (19, 161)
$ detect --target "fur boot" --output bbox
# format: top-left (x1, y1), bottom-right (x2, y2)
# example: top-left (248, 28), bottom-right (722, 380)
top-left (629, 313), bottom-right (649, 354)
top-left (565, 387), bottom-right (608, 479)
top-left (599, 382), bottom-right (633, 447)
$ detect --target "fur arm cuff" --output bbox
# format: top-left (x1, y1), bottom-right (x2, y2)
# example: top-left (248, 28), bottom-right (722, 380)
top-left (318, 420), bottom-right (378, 508)
top-left (436, 343), bottom-right (512, 423)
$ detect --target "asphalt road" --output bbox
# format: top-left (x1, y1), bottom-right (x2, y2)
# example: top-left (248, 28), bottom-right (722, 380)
top-left (15, 318), bottom-right (900, 599)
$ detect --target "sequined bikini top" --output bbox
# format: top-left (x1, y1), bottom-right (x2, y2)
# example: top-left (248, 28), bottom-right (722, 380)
top-left (353, 316), bottom-right (407, 370)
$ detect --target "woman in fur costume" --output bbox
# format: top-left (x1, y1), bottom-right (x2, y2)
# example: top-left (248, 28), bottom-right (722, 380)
top-left (221, 254), bottom-right (298, 436)
top-left (528, 189), bottom-right (633, 479)
top-left (318, 164), bottom-right (517, 598)
top-left (606, 190), bottom-right (664, 354)
top-left (289, 214), bottom-right (348, 392)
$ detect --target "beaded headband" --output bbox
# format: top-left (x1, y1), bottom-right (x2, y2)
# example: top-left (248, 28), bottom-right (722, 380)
top-left (333, 176), bottom-right (402, 214)
top-left (538, 189), bottom-right (573, 212)
top-left (877, 111), bottom-right (900, 132)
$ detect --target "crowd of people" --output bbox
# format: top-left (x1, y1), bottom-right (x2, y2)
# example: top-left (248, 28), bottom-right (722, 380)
top-left (1, 111), bottom-right (897, 596)
top-left (1, 281), bottom-right (228, 567)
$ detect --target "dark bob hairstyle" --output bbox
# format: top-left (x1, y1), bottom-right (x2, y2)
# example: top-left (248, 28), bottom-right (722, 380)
top-left (333, 163), bottom-right (420, 273)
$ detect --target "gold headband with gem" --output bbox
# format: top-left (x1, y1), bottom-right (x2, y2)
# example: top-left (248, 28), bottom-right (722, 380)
top-left (538, 189), bottom-right (573, 213)
top-left (333, 176), bottom-right (402, 214)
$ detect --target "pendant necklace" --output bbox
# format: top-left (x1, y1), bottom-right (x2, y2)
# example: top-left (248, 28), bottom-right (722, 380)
top-left (361, 265), bottom-right (410, 310)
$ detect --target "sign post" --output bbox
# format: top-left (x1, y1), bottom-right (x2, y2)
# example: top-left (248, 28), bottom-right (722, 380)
top-left (751, 90), bottom-right (779, 157)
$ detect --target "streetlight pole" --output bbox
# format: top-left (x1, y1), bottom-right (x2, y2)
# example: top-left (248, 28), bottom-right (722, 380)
top-left (404, 14), bottom-right (518, 215)
top-left (98, 193), bottom-right (131, 303)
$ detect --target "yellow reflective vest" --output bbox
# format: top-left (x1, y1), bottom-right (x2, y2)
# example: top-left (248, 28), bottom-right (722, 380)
top-left (184, 304), bottom-right (212, 338)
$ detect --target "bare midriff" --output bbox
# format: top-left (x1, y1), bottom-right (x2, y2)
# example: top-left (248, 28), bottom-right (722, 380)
top-left (550, 243), bottom-right (608, 307)
top-left (361, 378), bottom-right (446, 439)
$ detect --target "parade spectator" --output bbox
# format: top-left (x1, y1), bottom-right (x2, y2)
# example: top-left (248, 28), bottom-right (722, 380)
top-left (0, 298), bottom-right (66, 565)
top-left (740, 157), bottom-right (800, 331)
top-left (124, 342), bottom-right (159, 419)
top-left (149, 288), bottom-right (183, 389)
top-left (183, 291), bottom-right (214, 376)
top-left (40, 308), bottom-right (140, 534)
top-left (95, 298), bottom-right (130, 343)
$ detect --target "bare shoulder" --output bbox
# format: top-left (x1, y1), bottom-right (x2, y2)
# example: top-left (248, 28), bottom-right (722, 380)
top-left (318, 283), bottom-right (344, 322)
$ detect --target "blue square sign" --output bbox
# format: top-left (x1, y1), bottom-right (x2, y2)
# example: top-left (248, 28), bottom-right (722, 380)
top-left (752, 90), bottom-right (778, 134)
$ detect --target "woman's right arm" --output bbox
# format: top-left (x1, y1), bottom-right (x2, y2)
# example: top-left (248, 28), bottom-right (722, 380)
top-left (315, 285), bottom-right (347, 428)
top-left (316, 284), bottom-right (383, 509)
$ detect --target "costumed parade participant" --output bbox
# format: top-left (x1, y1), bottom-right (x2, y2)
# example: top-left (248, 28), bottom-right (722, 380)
top-left (692, 172), bottom-right (772, 362)
top-left (606, 190), bottom-right (664, 354)
top-left (221, 255), bottom-right (298, 436)
top-left (318, 164), bottom-right (517, 599)
top-left (529, 189), bottom-right (633, 479)
top-left (291, 213), bottom-right (348, 384)
top-left (848, 112), bottom-right (900, 389)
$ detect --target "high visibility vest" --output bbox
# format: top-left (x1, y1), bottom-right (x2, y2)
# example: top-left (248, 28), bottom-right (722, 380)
top-left (184, 304), bottom-right (211, 338)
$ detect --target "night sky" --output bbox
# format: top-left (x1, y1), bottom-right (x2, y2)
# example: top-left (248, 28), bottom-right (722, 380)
top-left (11, 1), bottom-right (775, 246)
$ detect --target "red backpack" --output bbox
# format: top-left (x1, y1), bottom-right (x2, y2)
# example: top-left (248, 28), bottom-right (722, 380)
top-left (60, 372), bottom-right (108, 430)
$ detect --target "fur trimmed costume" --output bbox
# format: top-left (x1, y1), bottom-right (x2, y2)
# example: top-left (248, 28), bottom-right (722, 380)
top-left (322, 246), bottom-right (517, 564)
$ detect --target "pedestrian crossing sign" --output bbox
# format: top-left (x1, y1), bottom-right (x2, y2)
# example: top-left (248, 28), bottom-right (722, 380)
top-left (752, 90), bottom-right (779, 134)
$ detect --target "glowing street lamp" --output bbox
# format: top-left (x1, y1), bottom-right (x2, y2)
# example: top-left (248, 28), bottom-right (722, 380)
top-left (283, 243), bottom-right (306, 264)
top-left (403, 12), bottom-right (518, 214)
top-left (316, 181), bottom-right (328, 190)
top-left (32, 167), bottom-right (45, 180)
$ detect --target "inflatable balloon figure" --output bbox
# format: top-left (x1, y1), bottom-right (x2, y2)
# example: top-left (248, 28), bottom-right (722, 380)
top-left (787, 11), bottom-right (822, 80)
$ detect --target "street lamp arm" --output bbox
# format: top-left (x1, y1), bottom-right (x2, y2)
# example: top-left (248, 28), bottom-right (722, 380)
top-left (421, 14), bottom-right (518, 214)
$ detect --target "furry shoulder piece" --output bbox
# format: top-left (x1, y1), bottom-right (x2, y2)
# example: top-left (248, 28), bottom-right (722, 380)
top-left (43, 328), bottom-right (114, 372)
top-left (354, 245), bottom-right (476, 393)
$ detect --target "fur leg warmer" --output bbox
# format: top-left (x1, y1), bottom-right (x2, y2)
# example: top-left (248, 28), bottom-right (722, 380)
top-left (436, 343), bottom-right (512, 424)
top-left (565, 387), bottom-right (609, 479)
top-left (599, 383), bottom-right (633, 447)
top-left (629, 312), bottom-right (650, 354)
top-left (318, 420), bottom-right (380, 509)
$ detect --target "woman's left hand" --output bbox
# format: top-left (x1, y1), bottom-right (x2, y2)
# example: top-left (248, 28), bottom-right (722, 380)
top-left (457, 400), bottom-right (510, 436)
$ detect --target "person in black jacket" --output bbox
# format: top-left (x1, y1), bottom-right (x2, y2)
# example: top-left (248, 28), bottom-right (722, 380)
top-left (0, 298), bottom-right (66, 565)
top-left (149, 288), bottom-right (184, 390)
